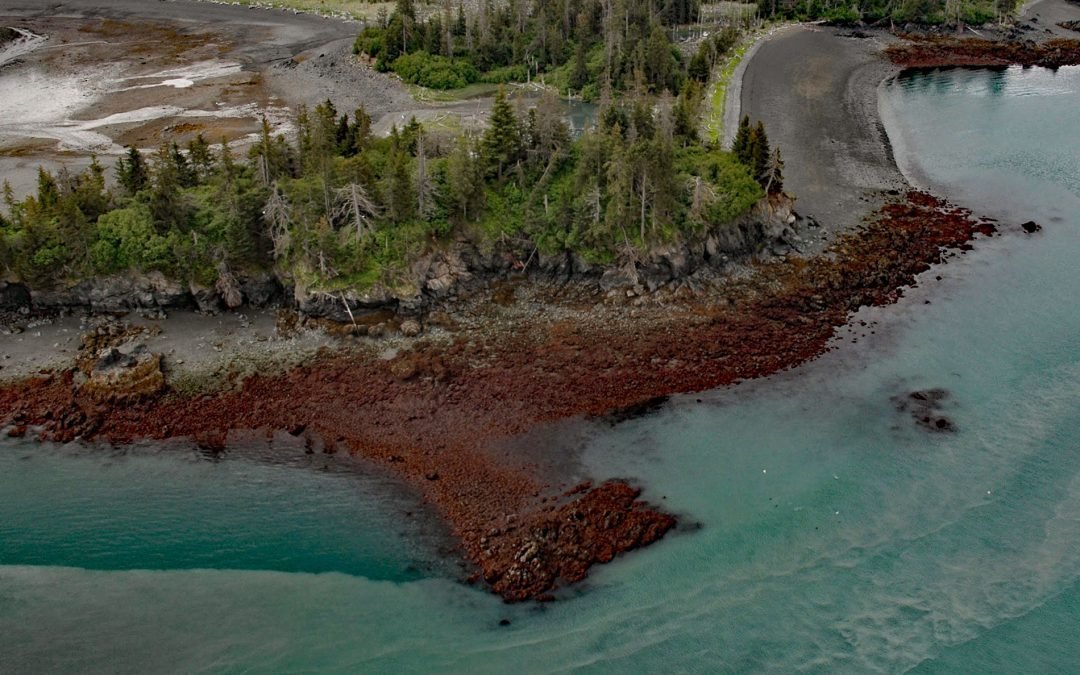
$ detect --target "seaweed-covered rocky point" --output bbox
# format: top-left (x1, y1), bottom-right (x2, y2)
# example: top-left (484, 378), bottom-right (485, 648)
top-left (1, 0), bottom-right (1077, 608)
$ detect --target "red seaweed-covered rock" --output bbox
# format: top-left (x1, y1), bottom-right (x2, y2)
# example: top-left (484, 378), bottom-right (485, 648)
top-left (0, 191), bottom-right (1001, 601)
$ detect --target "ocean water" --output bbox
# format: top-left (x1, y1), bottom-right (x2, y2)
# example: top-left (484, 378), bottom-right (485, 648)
top-left (3, 65), bottom-right (1080, 672)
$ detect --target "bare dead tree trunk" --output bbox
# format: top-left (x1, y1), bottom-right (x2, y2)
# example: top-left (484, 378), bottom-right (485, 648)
top-left (639, 169), bottom-right (649, 243)
top-left (263, 183), bottom-right (292, 259)
top-left (333, 183), bottom-right (378, 242)
top-left (416, 130), bottom-right (430, 218)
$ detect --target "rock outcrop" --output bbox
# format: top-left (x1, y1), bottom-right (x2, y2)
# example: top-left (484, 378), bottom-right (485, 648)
top-left (0, 281), bottom-right (30, 309)
top-left (79, 343), bottom-right (166, 404)
top-left (1, 195), bottom-right (796, 321)
top-left (74, 322), bottom-right (167, 404)
top-left (2, 271), bottom-right (285, 314)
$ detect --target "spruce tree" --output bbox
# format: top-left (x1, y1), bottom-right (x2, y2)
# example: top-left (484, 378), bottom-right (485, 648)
top-left (187, 134), bottom-right (214, 182)
top-left (733, 115), bottom-right (752, 166)
top-left (481, 87), bottom-right (522, 181)
top-left (36, 168), bottom-right (59, 211)
top-left (751, 121), bottom-right (770, 187)
top-left (688, 43), bottom-right (711, 83)
top-left (570, 42), bottom-right (589, 91)
top-left (116, 146), bottom-right (149, 196)
top-left (149, 143), bottom-right (186, 232)
top-left (764, 147), bottom-right (785, 195)
top-left (385, 131), bottom-right (416, 224)
top-left (446, 136), bottom-right (481, 222)
top-left (170, 142), bottom-right (197, 189)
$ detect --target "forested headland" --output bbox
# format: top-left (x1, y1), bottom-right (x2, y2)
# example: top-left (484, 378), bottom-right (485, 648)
top-left (0, 0), bottom-right (786, 303)
top-left (755, 0), bottom-right (1018, 26)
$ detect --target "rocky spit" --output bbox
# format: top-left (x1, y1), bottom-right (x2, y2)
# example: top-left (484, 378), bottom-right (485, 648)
top-left (885, 34), bottom-right (1080, 68)
top-left (0, 190), bottom-right (1007, 602)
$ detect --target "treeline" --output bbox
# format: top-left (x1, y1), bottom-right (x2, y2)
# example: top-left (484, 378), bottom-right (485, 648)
top-left (0, 91), bottom-right (768, 292)
top-left (0, 137), bottom-right (267, 288)
top-left (757, 0), bottom-right (1015, 25)
top-left (355, 0), bottom-right (700, 96)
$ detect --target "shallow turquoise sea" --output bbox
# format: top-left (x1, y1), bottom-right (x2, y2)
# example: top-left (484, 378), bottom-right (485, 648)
top-left (3, 65), bottom-right (1080, 672)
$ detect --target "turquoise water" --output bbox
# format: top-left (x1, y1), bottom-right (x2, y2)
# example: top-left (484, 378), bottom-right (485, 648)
top-left (3, 65), bottom-right (1080, 671)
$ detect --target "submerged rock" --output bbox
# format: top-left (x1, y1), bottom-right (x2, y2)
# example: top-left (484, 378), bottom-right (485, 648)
top-left (891, 388), bottom-right (957, 434)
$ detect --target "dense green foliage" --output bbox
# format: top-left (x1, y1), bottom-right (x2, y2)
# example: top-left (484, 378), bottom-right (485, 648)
top-left (756, 0), bottom-right (1014, 25)
top-left (391, 51), bottom-right (479, 89)
top-left (355, 0), bottom-right (701, 96)
top-left (0, 89), bottom-right (764, 292)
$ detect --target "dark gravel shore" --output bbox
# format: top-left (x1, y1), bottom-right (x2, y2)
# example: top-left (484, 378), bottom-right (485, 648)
top-left (740, 27), bottom-right (907, 247)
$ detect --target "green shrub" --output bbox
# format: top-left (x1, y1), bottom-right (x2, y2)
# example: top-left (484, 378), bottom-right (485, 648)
top-left (392, 52), bottom-right (479, 90)
top-left (480, 64), bottom-right (529, 84)
top-left (822, 6), bottom-right (862, 24)
top-left (90, 203), bottom-right (173, 274)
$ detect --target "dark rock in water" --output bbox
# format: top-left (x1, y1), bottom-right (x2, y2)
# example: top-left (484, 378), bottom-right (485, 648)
top-left (1021, 221), bottom-right (1042, 234)
top-left (891, 388), bottom-right (957, 433)
top-left (919, 415), bottom-right (955, 433)
top-left (908, 388), bottom-right (948, 405)
top-left (601, 396), bottom-right (670, 426)
top-left (498, 618), bottom-right (512, 627)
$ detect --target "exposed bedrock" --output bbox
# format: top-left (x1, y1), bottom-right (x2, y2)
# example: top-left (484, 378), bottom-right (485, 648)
top-left (0, 195), bottom-right (799, 321)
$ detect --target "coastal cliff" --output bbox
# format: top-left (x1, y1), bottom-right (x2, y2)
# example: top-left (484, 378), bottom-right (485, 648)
top-left (0, 193), bottom-right (799, 323)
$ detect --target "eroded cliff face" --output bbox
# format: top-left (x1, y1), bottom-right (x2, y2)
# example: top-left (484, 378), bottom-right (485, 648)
top-left (0, 195), bottom-right (799, 321)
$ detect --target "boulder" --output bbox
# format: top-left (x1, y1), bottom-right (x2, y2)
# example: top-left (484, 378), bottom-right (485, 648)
top-left (400, 319), bottom-right (422, 337)
top-left (599, 267), bottom-right (638, 292)
top-left (0, 282), bottom-right (31, 309)
top-left (1021, 220), bottom-right (1042, 234)
top-left (239, 274), bottom-right (283, 307)
top-left (189, 281), bottom-right (223, 314)
top-left (80, 343), bottom-right (166, 403)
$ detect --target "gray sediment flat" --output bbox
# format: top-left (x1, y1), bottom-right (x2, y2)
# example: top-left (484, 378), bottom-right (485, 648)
top-left (739, 26), bottom-right (907, 245)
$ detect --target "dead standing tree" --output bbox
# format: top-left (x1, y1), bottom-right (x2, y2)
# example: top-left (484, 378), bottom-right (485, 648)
top-left (333, 182), bottom-right (379, 242)
top-left (263, 183), bottom-right (293, 260)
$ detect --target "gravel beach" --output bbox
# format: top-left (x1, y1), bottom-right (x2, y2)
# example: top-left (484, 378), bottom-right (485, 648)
top-left (739, 26), bottom-right (908, 247)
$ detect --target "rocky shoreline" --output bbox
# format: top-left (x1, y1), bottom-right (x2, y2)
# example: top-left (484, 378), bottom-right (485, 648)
top-left (885, 34), bottom-right (1080, 68)
top-left (1, 16), bottom-right (1072, 602)
top-left (0, 188), bottom-right (1010, 601)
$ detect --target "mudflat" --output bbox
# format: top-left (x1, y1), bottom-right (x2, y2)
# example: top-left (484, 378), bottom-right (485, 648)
top-left (0, 0), bottom-right (415, 195)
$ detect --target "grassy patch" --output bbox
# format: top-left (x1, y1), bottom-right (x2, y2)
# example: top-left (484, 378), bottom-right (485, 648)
top-left (705, 36), bottom-right (755, 145)
top-left (407, 82), bottom-right (502, 103)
